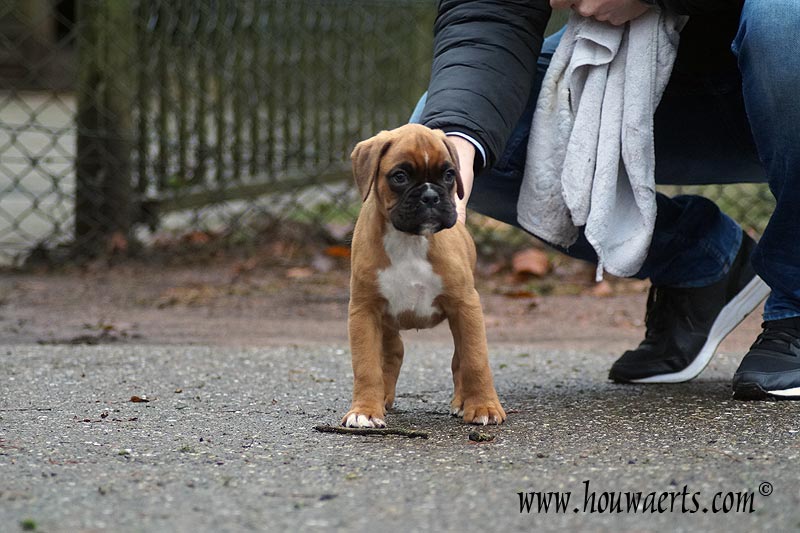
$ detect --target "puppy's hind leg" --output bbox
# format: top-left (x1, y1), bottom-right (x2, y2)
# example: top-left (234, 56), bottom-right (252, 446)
top-left (382, 325), bottom-right (404, 410)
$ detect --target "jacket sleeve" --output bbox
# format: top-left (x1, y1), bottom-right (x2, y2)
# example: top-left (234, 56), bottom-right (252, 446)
top-left (658, 0), bottom-right (742, 15)
top-left (419, 0), bottom-right (551, 169)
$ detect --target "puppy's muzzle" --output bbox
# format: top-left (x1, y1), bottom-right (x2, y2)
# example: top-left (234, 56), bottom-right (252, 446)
top-left (391, 183), bottom-right (457, 235)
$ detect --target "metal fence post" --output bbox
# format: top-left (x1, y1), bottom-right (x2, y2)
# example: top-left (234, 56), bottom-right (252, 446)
top-left (74, 0), bottom-right (134, 256)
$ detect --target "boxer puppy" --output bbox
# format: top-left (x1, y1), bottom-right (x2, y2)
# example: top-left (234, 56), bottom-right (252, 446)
top-left (343, 123), bottom-right (506, 428)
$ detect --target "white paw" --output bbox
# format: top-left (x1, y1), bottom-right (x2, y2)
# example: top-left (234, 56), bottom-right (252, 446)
top-left (344, 413), bottom-right (386, 428)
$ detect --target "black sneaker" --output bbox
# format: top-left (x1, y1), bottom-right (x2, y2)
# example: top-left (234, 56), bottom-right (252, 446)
top-left (609, 232), bottom-right (770, 383)
top-left (732, 318), bottom-right (800, 400)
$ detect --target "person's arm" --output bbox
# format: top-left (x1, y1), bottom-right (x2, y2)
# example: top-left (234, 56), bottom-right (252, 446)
top-left (654, 0), bottom-right (740, 15)
top-left (551, 0), bottom-right (651, 25)
top-left (560, 0), bottom-right (739, 18)
top-left (448, 136), bottom-right (476, 225)
top-left (420, 0), bottom-right (552, 172)
top-left (419, 0), bottom-right (550, 223)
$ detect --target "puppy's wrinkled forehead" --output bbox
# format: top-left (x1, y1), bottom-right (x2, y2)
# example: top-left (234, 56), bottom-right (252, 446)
top-left (383, 129), bottom-right (453, 175)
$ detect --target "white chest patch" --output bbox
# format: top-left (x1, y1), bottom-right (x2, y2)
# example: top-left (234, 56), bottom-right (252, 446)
top-left (378, 225), bottom-right (443, 319)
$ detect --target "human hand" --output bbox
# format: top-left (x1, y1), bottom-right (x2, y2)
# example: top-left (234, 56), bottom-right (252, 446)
top-left (550, 0), bottom-right (652, 26)
top-left (446, 135), bottom-right (476, 225)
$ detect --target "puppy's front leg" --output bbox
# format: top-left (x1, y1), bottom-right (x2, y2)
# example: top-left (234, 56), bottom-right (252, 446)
top-left (447, 291), bottom-right (506, 425)
top-left (381, 325), bottom-right (404, 410)
top-left (343, 305), bottom-right (387, 427)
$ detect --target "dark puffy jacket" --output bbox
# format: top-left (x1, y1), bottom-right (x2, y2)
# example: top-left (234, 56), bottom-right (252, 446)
top-left (419, 0), bottom-right (744, 169)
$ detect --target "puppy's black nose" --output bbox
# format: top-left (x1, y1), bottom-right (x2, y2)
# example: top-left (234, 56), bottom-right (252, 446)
top-left (420, 188), bottom-right (440, 206)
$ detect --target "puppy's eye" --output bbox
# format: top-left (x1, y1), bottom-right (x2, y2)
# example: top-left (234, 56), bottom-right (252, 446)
top-left (390, 171), bottom-right (409, 186)
top-left (443, 169), bottom-right (456, 185)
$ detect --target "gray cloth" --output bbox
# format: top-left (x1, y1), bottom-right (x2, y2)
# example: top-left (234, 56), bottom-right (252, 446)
top-left (517, 10), bottom-right (687, 280)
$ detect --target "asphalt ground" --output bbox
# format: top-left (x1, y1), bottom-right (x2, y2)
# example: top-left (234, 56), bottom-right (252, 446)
top-left (2, 340), bottom-right (799, 533)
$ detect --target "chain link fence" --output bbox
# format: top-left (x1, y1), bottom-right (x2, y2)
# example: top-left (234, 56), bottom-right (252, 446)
top-left (0, 1), bottom-right (775, 266)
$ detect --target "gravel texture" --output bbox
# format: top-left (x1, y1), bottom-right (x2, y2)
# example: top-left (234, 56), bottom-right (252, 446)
top-left (2, 341), bottom-right (799, 532)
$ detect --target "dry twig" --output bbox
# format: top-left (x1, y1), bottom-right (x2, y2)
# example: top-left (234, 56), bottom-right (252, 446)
top-left (313, 425), bottom-right (429, 439)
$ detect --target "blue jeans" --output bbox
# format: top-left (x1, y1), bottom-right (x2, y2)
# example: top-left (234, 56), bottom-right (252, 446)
top-left (410, 0), bottom-right (800, 320)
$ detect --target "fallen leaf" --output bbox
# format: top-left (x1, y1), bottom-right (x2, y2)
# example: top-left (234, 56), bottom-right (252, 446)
top-left (511, 248), bottom-right (551, 277)
top-left (130, 395), bottom-right (150, 403)
top-left (156, 285), bottom-right (219, 308)
top-left (323, 245), bottom-right (351, 258)
top-left (500, 289), bottom-right (538, 299)
top-left (183, 230), bottom-right (213, 245)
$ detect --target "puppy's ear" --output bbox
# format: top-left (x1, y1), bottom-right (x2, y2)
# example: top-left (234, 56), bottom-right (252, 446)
top-left (439, 133), bottom-right (465, 200)
top-left (350, 131), bottom-right (393, 202)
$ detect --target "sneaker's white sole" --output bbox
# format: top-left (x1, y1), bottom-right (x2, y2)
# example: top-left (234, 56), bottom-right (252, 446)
top-left (631, 275), bottom-right (771, 384)
top-left (768, 386), bottom-right (800, 397)
top-left (735, 382), bottom-right (800, 399)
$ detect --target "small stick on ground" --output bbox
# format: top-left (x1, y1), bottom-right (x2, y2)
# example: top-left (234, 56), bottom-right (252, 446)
top-left (313, 425), bottom-right (429, 439)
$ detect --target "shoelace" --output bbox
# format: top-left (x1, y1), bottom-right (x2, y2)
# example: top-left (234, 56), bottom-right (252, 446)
top-left (756, 327), bottom-right (800, 344)
top-left (643, 286), bottom-right (691, 340)
top-left (754, 325), bottom-right (800, 353)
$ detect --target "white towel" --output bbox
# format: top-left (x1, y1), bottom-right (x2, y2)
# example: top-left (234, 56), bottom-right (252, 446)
top-left (517, 10), bottom-right (687, 280)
